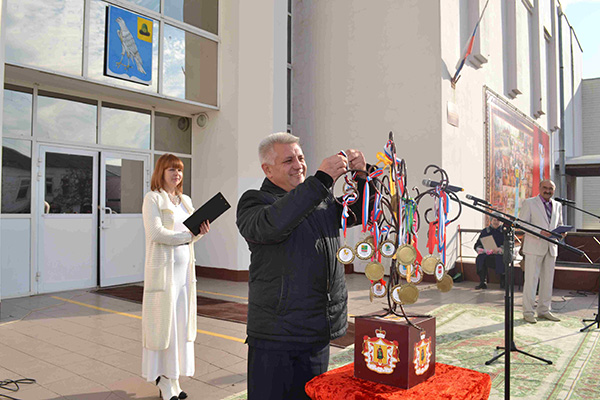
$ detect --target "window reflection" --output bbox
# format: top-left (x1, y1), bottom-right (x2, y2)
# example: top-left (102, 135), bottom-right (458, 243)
top-left (1, 139), bottom-right (32, 214)
top-left (155, 112), bottom-right (191, 154)
top-left (164, 0), bottom-right (218, 34)
top-left (5, 0), bottom-right (84, 76)
top-left (163, 24), bottom-right (218, 105)
top-left (37, 91), bottom-right (97, 144)
top-left (45, 152), bottom-right (93, 214)
top-left (3, 86), bottom-right (32, 137)
top-left (101, 103), bottom-right (151, 149)
top-left (125, 0), bottom-right (160, 13)
top-left (88, 0), bottom-right (159, 93)
top-left (105, 158), bottom-right (144, 213)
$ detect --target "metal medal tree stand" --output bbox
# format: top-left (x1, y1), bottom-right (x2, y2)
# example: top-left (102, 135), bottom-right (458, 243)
top-left (556, 199), bottom-right (600, 332)
top-left (334, 132), bottom-right (461, 328)
top-left (453, 199), bottom-right (586, 400)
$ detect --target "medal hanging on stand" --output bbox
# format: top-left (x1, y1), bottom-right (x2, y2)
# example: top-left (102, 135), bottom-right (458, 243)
top-left (434, 188), bottom-right (453, 293)
top-left (336, 151), bottom-right (359, 265)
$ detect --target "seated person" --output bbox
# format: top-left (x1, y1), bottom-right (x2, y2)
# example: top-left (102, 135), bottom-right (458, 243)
top-left (474, 216), bottom-right (504, 290)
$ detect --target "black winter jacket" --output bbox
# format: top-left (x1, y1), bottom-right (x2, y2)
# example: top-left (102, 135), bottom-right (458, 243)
top-left (236, 175), bottom-right (365, 343)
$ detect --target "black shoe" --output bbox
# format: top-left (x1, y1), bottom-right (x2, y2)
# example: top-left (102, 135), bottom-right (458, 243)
top-left (475, 283), bottom-right (487, 290)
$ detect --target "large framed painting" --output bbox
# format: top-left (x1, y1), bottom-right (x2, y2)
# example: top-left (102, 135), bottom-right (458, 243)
top-left (485, 88), bottom-right (551, 217)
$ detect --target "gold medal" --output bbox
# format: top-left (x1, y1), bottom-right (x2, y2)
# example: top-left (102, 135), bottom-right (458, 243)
top-left (379, 240), bottom-right (397, 258)
top-left (391, 283), bottom-right (419, 305)
top-left (336, 246), bottom-right (355, 264)
top-left (434, 261), bottom-right (446, 282)
top-left (397, 263), bottom-right (408, 278)
top-left (371, 281), bottom-right (387, 298)
top-left (396, 243), bottom-right (417, 265)
top-left (365, 261), bottom-right (385, 281)
top-left (410, 266), bottom-right (423, 284)
top-left (421, 255), bottom-right (439, 275)
top-left (437, 274), bottom-right (453, 292)
top-left (355, 239), bottom-right (375, 260)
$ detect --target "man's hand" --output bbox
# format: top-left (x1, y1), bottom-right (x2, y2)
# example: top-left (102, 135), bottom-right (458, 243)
top-left (318, 153), bottom-right (349, 181)
top-left (345, 149), bottom-right (366, 172)
top-left (540, 231), bottom-right (552, 238)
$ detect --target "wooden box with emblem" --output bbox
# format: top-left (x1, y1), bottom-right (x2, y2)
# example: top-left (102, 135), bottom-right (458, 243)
top-left (354, 312), bottom-right (436, 389)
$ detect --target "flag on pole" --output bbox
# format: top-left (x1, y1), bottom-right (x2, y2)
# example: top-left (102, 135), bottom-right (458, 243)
top-left (452, 0), bottom-right (490, 85)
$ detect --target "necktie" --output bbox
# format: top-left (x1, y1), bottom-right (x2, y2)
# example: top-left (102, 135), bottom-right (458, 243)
top-left (544, 201), bottom-right (552, 222)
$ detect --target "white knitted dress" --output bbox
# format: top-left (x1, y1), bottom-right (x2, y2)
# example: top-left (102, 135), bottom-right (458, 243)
top-left (142, 203), bottom-right (195, 381)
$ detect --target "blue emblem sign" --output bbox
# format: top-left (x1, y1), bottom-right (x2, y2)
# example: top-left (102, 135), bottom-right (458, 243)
top-left (105, 6), bottom-right (153, 85)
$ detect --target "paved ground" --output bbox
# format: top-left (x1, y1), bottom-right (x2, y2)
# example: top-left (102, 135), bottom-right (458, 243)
top-left (0, 273), bottom-right (597, 399)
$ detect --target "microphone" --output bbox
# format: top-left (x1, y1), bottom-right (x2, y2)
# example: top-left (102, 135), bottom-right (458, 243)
top-left (555, 197), bottom-right (575, 205)
top-left (422, 179), bottom-right (464, 193)
top-left (466, 194), bottom-right (491, 206)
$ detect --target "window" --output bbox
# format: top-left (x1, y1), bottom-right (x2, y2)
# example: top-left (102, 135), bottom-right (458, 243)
top-left (162, 24), bottom-right (218, 105)
top-left (5, 0), bottom-right (84, 76)
top-left (164, 0), bottom-right (218, 34)
top-left (155, 112), bottom-right (192, 154)
top-left (45, 152), bottom-right (93, 214)
top-left (100, 103), bottom-right (151, 149)
top-left (1, 139), bottom-right (32, 214)
top-left (2, 85), bottom-right (32, 137)
top-left (37, 91), bottom-right (97, 144)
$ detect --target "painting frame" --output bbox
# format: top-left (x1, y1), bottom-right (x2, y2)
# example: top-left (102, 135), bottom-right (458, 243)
top-left (485, 87), bottom-right (551, 217)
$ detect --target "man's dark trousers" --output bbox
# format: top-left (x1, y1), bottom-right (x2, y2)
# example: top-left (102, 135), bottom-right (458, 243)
top-left (247, 338), bottom-right (330, 400)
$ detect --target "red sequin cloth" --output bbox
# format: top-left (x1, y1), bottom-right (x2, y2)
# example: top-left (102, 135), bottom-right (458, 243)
top-left (306, 363), bottom-right (491, 400)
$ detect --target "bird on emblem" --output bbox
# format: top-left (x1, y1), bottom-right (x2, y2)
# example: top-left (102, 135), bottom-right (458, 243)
top-left (115, 17), bottom-right (146, 75)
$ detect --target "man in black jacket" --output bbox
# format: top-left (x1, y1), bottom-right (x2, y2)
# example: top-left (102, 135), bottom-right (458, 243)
top-left (237, 132), bottom-right (367, 400)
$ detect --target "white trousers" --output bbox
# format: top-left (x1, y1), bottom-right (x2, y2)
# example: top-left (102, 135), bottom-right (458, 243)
top-left (522, 252), bottom-right (556, 317)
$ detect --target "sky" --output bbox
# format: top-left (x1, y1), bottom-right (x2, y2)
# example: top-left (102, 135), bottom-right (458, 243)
top-left (562, 0), bottom-right (600, 78)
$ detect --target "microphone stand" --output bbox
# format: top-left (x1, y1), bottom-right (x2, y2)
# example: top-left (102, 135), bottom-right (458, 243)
top-left (557, 200), bottom-right (600, 332)
top-left (450, 197), bottom-right (586, 400)
top-left (557, 199), bottom-right (600, 222)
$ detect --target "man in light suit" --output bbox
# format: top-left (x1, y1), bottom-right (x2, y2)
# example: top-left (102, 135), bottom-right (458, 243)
top-left (518, 179), bottom-right (563, 324)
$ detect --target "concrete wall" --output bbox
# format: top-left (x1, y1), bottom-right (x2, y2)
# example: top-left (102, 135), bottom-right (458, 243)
top-left (192, 0), bottom-right (288, 272)
top-left (292, 0), bottom-right (442, 272)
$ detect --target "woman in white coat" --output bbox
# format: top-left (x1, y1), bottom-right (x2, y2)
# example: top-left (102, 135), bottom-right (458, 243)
top-left (141, 154), bottom-right (209, 400)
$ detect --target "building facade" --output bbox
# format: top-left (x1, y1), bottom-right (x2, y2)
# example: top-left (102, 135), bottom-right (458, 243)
top-left (0, 0), bottom-right (588, 300)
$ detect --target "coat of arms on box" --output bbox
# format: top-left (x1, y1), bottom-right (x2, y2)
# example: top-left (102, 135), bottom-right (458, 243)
top-left (413, 331), bottom-right (432, 375)
top-left (361, 328), bottom-right (399, 374)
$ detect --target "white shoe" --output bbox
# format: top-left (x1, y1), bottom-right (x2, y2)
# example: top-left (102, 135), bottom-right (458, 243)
top-left (171, 378), bottom-right (187, 399)
top-left (523, 315), bottom-right (537, 324)
top-left (156, 376), bottom-right (178, 400)
top-left (539, 312), bottom-right (560, 321)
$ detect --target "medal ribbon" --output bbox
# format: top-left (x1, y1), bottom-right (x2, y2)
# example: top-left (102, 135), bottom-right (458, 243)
top-left (436, 189), bottom-right (450, 265)
top-left (362, 168), bottom-right (384, 232)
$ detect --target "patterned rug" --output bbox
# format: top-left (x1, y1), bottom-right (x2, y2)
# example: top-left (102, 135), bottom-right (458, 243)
top-left (224, 303), bottom-right (600, 400)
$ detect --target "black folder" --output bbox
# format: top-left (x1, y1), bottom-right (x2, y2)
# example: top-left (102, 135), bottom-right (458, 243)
top-left (183, 192), bottom-right (231, 235)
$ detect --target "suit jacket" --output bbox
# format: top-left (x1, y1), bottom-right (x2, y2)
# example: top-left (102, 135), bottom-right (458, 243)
top-left (518, 195), bottom-right (563, 257)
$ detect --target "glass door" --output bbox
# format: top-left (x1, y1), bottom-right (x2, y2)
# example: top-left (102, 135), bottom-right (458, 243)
top-left (99, 152), bottom-right (149, 287)
top-left (37, 146), bottom-right (97, 293)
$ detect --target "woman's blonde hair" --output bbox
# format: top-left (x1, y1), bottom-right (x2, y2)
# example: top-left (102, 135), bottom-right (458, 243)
top-left (151, 154), bottom-right (184, 194)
